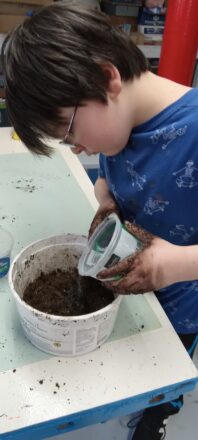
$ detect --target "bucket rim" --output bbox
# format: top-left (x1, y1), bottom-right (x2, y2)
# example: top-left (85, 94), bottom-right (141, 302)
top-left (9, 234), bottom-right (122, 321)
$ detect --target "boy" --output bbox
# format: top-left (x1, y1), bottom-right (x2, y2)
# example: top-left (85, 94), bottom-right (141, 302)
top-left (2, 3), bottom-right (198, 439)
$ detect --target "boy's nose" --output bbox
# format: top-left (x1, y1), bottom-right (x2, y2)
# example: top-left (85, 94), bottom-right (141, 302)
top-left (71, 146), bottom-right (84, 155)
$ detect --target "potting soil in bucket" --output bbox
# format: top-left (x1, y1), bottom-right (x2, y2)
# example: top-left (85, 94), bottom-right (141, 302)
top-left (9, 234), bottom-right (122, 356)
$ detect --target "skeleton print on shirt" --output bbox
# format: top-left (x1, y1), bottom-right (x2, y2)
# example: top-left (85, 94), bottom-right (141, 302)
top-left (173, 160), bottom-right (198, 188)
top-left (150, 123), bottom-right (187, 150)
top-left (126, 161), bottom-right (146, 191)
top-left (144, 197), bottom-right (169, 215)
top-left (170, 225), bottom-right (195, 242)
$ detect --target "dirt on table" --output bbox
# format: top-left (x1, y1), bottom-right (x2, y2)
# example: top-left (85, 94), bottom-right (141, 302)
top-left (23, 268), bottom-right (115, 316)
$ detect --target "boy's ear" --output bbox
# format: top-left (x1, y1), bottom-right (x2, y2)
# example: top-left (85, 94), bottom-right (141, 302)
top-left (100, 63), bottom-right (122, 98)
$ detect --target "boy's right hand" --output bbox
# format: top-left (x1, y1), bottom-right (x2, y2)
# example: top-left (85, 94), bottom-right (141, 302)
top-left (88, 201), bottom-right (121, 239)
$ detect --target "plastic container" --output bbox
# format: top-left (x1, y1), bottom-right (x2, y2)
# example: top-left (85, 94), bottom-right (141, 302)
top-left (9, 234), bottom-right (122, 357)
top-left (0, 227), bottom-right (13, 278)
top-left (78, 213), bottom-right (141, 280)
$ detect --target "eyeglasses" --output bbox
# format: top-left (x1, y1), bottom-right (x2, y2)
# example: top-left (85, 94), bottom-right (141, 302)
top-left (60, 106), bottom-right (77, 146)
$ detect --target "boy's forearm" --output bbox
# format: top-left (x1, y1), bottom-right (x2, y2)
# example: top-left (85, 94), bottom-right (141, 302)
top-left (170, 244), bottom-right (198, 284)
top-left (94, 177), bottom-right (115, 207)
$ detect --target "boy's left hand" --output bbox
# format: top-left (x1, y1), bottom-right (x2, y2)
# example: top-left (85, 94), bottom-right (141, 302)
top-left (97, 221), bottom-right (179, 294)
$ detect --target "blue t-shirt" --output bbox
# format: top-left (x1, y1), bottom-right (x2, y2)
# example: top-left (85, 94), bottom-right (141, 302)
top-left (99, 88), bottom-right (198, 334)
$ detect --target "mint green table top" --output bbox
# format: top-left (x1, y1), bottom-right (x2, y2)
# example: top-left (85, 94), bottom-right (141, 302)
top-left (0, 151), bottom-right (161, 372)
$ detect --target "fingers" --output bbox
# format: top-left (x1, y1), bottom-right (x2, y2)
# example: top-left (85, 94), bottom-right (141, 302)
top-left (88, 204), bottom-right (121, 239)
top-left (88, 212), bottom-right (105, 239)
top-left (98, 249), bottom-right (154, 294)
top-left (88, 211), bottom-right (108, 239)
top-left (102, 263), bottom-right (153, 294)
top-left (97, 254), bottom-right (137, 279)
top-left (103, 277), bottom-right (147, 295)
top-left (88, 217), bottom-right (101, 239)
top-left (124, 221), bottom-right (154, 247)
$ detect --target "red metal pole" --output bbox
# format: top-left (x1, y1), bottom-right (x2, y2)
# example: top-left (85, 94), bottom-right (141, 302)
top-left (158, 0), bottom-right (198, 86)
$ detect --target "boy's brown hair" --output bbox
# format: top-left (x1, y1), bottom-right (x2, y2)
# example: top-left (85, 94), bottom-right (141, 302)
top-left (2, 2), bottom-right (148, 155)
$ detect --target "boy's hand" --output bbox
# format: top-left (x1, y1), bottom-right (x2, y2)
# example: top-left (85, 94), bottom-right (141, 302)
top-left (88, 200), bottom-right (121, 239)
top-left (97, 221), bottom-right (180, 294)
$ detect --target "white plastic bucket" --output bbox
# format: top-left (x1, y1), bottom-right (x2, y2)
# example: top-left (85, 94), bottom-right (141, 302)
top-left (78, 214), bottom-right (141, 280)
top-left (9, 234), bottom-right (122, 357)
